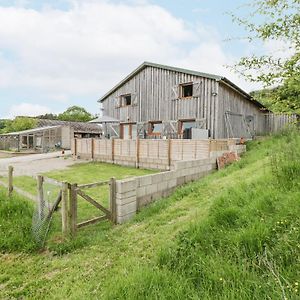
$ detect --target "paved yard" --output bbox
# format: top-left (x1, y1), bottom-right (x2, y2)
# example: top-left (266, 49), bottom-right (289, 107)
top-left (0, 151), bottom-right (80, 176)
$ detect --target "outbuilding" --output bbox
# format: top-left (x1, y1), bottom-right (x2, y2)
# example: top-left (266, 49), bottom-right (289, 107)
top-left (0, 120), bottom-right (102, 152)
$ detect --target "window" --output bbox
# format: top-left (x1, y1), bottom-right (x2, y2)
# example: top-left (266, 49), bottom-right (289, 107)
top-left (149, 121), bottom-right (163, 135)
top-left (121, 94), bottom-right (132, 106)
top-left (179, 119), bottom-right (196, 134)
top-left (120, 123), bottom-right (137, 139)
top-left (180, 83), bottom-right (193, 98)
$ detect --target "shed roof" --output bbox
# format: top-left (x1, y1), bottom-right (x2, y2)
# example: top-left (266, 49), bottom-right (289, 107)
top-left (0, 126), bottom-right (61, 137)
top-left (37, 119), bottom-right (102, 133)
top-left (89, 115), bottom-right (120, 123)
top-left (98, 62), bottom-right (267, 110)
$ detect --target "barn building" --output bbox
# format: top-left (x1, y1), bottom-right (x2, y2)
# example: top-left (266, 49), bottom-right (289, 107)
top-left (99, 62), bottom-right (269, 140)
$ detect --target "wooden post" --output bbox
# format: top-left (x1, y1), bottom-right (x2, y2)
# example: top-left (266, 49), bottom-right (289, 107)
top-left (168, 139), bottom-right (171, 170)
top-left (109, 177), bottom-right (117, 224)
top-left (91, 138), bottom-right (95, 160)
top-left (136, 138), bottom-right (140, 168)
top-left (61, 182), bottom-right (69, 235)
top-left (208, 138), bottom-right (212, 157)
top-left (74, 138), bottom-right (77, 158)
top-left (8, 166), bottom-right (13, 197)
top-left (69, 184), bottom-right (77, 236)
top-left (111, 138), bottom-right (115, 163)
top-left (37, 175), bottom-right (44, 220)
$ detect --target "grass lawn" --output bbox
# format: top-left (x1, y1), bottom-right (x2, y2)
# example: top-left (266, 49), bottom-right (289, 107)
top-left (0, 162), bottom-right (157, 224)
top-left (0, 131), bottom-right (299, 299)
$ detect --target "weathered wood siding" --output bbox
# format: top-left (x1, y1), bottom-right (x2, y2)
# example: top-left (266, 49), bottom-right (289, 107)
top-left (102, 66), bottom-right (220, 137)
top-left (102, 66), bottom-right (281, 138)
top-left (216, 83), bottom-right (265, 138)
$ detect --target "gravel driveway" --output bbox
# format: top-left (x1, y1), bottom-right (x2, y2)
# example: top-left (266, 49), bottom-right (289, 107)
top-left (0, 151), bottom-right (80, 176)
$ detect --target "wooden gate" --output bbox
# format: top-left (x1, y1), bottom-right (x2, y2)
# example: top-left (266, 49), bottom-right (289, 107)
top-left (66, 177), bottom-right (117, 236)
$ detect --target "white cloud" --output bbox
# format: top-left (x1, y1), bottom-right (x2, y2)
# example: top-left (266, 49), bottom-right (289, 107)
top-left (6, 103), bottom-right (51, 118)
top-left (0, 0), bottom-right (259, 109)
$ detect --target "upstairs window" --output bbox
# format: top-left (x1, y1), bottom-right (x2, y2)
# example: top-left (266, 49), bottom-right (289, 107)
top-left (121, 94), bottom-right (132, 106)
top-left (180, 83), bottom-right (193, 98)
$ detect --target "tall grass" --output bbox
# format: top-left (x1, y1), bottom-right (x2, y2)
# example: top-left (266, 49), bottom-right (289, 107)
top-left (0, 190), bottom-right (38, 252)
top-left (104, 129), bottom-right (300, 300)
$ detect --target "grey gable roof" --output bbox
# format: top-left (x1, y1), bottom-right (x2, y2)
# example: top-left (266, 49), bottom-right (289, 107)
top-left (98, 62), bottom-right (267, 110)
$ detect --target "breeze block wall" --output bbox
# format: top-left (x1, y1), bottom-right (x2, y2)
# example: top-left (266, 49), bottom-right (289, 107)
top-left (115, 157), bottom-right (217, 223)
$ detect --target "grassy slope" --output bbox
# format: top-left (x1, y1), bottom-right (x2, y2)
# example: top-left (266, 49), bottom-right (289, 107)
top-left (0, 133), bottom-right (299, 299)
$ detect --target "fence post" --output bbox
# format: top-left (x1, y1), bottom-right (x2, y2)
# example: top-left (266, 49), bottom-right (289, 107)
top-left (69, 183), bottom-right (77, 236)
top-left (91, 138), bottom-right (95, 160)
top-left (168, 139), bottom-right (171, 170)
top-left (8, 166), bottom-right (13, 197)
top-left (111, 138), bottom-right (115, 163)
top-left (61, 182), bottom-right (69, 235)
top-left (136, 138), bottom-right (140, 168)
top-left (37, 175), bottom-right (44, 220)
top-left (109, 177), bottom-right (117, 224)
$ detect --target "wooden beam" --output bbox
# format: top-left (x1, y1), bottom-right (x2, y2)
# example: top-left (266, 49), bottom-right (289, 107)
top-left (91, 138), bottom-right (95, 160)
top-left (69, 184), bottom-right (78, 236)
top-left (109, 177), bottom-right (116, 224)
top-left (37, 175), bottom-right (44, 220)
top-left (76, 189), bottom-right (111, 216)
top-left (77, 180), bottom-right (109, 189)
top-left (61, 182), bottom-right (69, 235)
top-left (77, 216), bottom-right (108, 229)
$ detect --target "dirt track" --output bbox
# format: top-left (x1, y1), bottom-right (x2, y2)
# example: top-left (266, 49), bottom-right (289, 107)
top-left (0, 151), bottom-right (80, 176)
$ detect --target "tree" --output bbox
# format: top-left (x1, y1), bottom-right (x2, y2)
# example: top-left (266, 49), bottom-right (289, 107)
top-left (0, 120), bottom-right (6, 131)
top-left (37, 113), bottom-right (58, 120)
top-left (231, 0), bottom-right (300, 113)
top-left (58, 106), bottom-right (93, 122)
top-left (1, 117), bottom-right (37, 133)
top-left (232, 0), bottom-right (300, 85)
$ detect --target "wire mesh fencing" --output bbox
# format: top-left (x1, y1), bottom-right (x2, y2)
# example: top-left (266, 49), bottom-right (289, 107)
top-left (32, 176), bottom-right (63, 247)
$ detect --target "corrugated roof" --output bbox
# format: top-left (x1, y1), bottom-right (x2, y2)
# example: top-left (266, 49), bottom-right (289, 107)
top-left (98, 62), bottom-right (267, 110)
top-left (0, 126), bottom-right (61, 136)
top-left (37, 119), bottom-right (102, 133)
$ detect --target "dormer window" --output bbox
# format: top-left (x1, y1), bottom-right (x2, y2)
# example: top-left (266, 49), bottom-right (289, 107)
top-left (180, 83), bottom-right (193, 98)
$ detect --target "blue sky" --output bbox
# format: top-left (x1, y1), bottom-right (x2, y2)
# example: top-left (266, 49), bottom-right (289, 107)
top-left (0, 0), bottom-right (263, 119)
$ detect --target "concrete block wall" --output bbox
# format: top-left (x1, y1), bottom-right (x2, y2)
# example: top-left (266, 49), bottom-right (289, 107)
top-left (115, 157), bottom-right (217, 224)
top-left (229, 144), bottom-right (246, 155)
